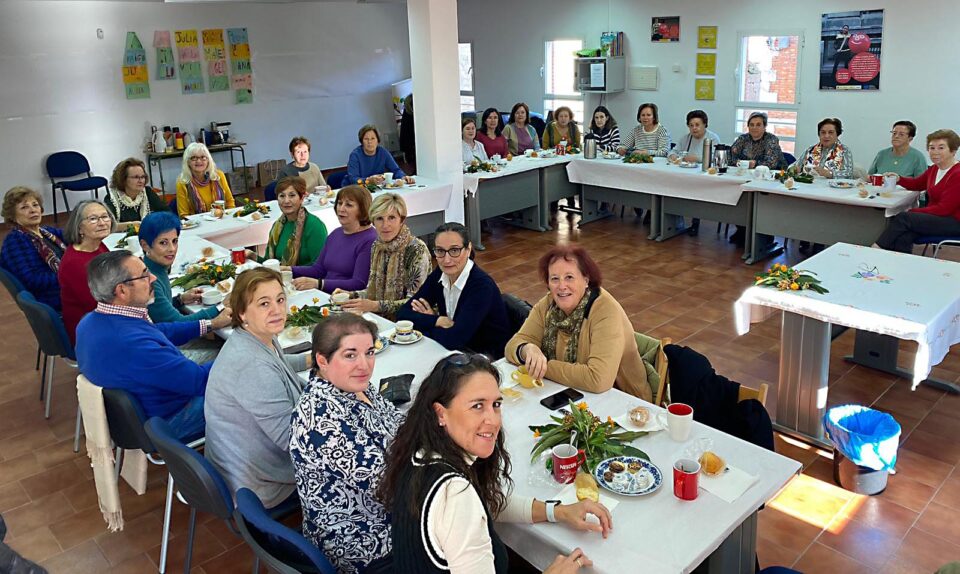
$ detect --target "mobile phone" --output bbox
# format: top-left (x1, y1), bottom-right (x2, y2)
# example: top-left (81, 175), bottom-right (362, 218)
top-left (539, 388), bottom-right (585, 411)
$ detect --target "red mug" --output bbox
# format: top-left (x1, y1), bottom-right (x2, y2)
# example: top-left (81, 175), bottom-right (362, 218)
top-left (552, 444), bottom-right (586, 484)
top-left (673, 458), bottom-right (700, 500)
top-left (869, 174), bottom-right (883, 187)
top-left (231, 247), bottom-right (246, 264)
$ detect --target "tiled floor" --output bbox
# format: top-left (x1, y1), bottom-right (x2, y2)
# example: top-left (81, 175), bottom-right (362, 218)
top-left (2, 205), bottom-right (959, 573)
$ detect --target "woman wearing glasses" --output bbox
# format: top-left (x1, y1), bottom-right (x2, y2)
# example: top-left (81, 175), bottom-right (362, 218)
top-left (867, 121), bottom-right (928, 178)
top-left (397, 223), bottom-right (511, 358)
top-left (59, 200), bottom-right (116, 345)
top-left (104, 158), bottom-right (169, 224)
top-left (175, 142), bottom-right (236, 218)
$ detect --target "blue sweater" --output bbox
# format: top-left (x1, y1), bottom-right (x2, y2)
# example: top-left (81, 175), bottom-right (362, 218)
top-left (345, 146), bottom-right (405, 184)
top-left (0, 226), bottom-right (65, 310)
top-left (76, 311), bottom-right (211, 419)
top-left (397, 264), bottom-right (510, 358)
top-left (144, 256), bottom-right (220, 323)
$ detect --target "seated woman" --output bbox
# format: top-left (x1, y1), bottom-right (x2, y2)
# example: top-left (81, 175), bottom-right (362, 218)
top-left (728, 112), bottom-right (787, 170)
top-left (505, 245), bottom-right (651, 401)
top-left (501, 102), bottom-right (541, 156)
top-left (175, 142), bottom-right (236, 217)
top-left (875, 129), bottom-right (960, 253)
top-left (345, 125), bottom-right (415, 185)
top-left (0, 186), bottom-right (66, 310)
top-left (462, 117), bottom-right (489, 164)
top-left (206, 268), bottom-right (311, 509)
top-left (617, 103), bottom-right (670, 157)
top-left (276, 136), bottom-right (327, 191)
top-left (338, 193), bottom-right (431, 320)
top-left (792, 117), bottom-right (854, 179)
top-left (475, 107), bottom-right (509, 158)
top-left (290, 313), bottom-right (400, 574)
top-left (291, 185), bottom-right (377, 293)
top-left (588, 105), bottom-right (620, 152)
top-left (868, 120), bottom-right (928, 178)
top-left (542, 106), bottom-right (581, 150)
top-left (379, 353), bottom-right (605, 574)
top-left (59, 200), bottom-right (115, 345)
top-left (104, 158), bottom-right (169, 224)
top-left (671, 110), bottom-right (720, 163)
top-left (397, 223), bottom-right (510, 358)
top-left (253, 176), bottom-right (327, 266)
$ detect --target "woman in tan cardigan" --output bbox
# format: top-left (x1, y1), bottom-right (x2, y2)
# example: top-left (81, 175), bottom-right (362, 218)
top-left (505, 245), bottom-right (651, 401)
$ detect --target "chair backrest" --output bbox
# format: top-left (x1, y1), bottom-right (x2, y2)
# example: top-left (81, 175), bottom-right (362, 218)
top-left (144, 417), bottom-right (234, 520)
top-left (101, 387), bottom-right (156, 452)
top-left (655, 337), bottom-right (670, 406)
top-left (46, 151), bottom-right (93, 179)
top-left (168, 197), bottom-right (178, 214)
top-left (738, 383), bottom-right (768, 407)
top-left (782, 152), bottom-right (796, 166)
top-left (263, 180), bottom-right (278, 202)
top-left (528, 115), bottom-right (547, 139)
top-left (234, 488), bottom-right (336, 574)
top-left (15, 291), bottom-right (74, 360)
top-left (501, 293), bottom-right (532, 334)
top-left (0, 264), bottom-right (26, 301)
top-left (326, 171), bottom-right (348, 190)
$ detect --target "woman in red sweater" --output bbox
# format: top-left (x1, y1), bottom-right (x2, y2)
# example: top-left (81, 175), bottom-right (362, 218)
top-left (475, 107), bottom-right (509, 158)
top-left (59, 200), bottom-right (115, 345)
top-left (875, 129), bottom-right (960, 253)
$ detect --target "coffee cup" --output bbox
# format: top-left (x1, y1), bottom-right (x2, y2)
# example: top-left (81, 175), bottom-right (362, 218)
top-left (657, 403), bottom-right (694, 442)
top-left (883, 175), bottom-right (898, 190)
top-left (753, 166), bottom-right (771, 180)
top-left (314, 185), bottom-right (329, 196)
top-left (524, 149), bottom-right (534, 157)
top-left (263, 259), bottom-right (281, 272)
top-left (491, 154), bottom-right (501, 162)
top-left (395, 320), bottom-right (414, 341)
top-left (125, 235), bottom-right (142, 255)
top-left (673, 458), bottom-right (700, 500)
top-left (383, 172), bottom-right (394, 185)
top-left (281, 270), bottom-right (293, 286)
top-left (551, 444), bottom-right (585, 484)
top-left (201, 289), bottom-right (223, 306)
top-left (737, 160), bottom-right (750, 175)
top-left (870, 174), bottom-right (884, 187)
top-left (331, 291), bottom-right (350, 306)
top-left (510, 366), bottom-right (543, 389)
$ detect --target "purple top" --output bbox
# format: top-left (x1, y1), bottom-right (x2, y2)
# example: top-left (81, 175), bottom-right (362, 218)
top-left (292, 226), bottom-right (377, 293)
top-left (516, 126), bottom-right (535, 153)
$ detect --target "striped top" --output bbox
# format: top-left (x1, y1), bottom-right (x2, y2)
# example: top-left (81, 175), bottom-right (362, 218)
top-left (589, 125), bottom-right (621, 152)
top-left (620, 124), bottom-right (671, 157)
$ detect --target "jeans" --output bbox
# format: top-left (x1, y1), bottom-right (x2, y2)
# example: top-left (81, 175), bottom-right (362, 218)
top-left (876, 211), bottom-right (960, 253)
top-left (164, 395), bottom-right (206, 442)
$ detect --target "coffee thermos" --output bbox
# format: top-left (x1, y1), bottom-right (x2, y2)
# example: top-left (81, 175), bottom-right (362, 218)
top-left (701, 138), bottom-right (715, 172)
top-left (713, 144), bottom-right (732, 173)
top-left (583, 135), bottom-right (598, 159)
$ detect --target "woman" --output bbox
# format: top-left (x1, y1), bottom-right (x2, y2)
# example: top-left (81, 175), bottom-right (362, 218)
top-left (868, 120), bottom-right (928, 178)
top-left (505, 245), bottom-right (651, 401)
top-left (59, 200), bottom-right (115, 345)
top-left (206, 268), bottom-right (311, 509)
top-left (671, 110), bottom-right (721, 163)
top-left (276, 136), bottom-right (327, 191)
top-left (291, 185), bottom-right (377, 293)
top-left (475, 108), bottom-right (508, 158)
top-left (379, 353), bottom-right (604, 574)
top-left (542, 106), bottom-right (581, 150)
top-left (104, 158), bottom-right (168, 224)
top-left (587, 105), bottom-right (620, 152)
top-left (397, 223), bottom-right (510, 358)
top-left (462, 117), bottom-right (489, 164)
top-left (728, 112), bottom-right (787, 169)
top-left (0, 187), bottom-right (66, 310)
top-left (339, 193), bottom-right (431, 319)
top-left (345, 125), bottom-right (415, 185)
top-left (875, 129), bottom-right (960, 253)
top-left (254, 176), bottom-right (327, 266)
top-left (290, 313), bottom-right (400, 574)
top-left (501, 102), bottom-right (541, 156)
top-left (617, 103), bottom-right (670, 157)
top-left (175, 142), bottom-right (236, 217)
top-left (792, 117), bottom-right (854, 179)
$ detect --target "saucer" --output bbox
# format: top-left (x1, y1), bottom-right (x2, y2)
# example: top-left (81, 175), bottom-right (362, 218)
top-left (389, 330), bottom-right (423, 345)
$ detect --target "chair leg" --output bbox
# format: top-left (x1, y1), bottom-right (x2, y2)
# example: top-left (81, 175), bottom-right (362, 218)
top-left (44, 355), bottom-right (55, 419)
top-left (39, 353), bottom-right (47, 401)
top-left (921, 244), bottom-right (929, 257)
top-left (36, 346), bottom-right (41, 371)
top-left (114, 447), bottom-right (123, 480)
top-left (251, 557), bottom-right (260, 574)
top-left (52, 184), bottom-right (58, 225)
top-left (73, 406), bottom-right (83, 452)
top-left (184, 507), bottom-right (197, 574)
top-left (159, 474), bottom-right (175, 574)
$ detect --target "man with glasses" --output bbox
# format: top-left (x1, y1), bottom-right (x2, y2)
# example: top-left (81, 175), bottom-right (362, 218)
top-left (76, 250), bottom-right (229, 440)
top-left (868, 121), bottom-right (929, 178)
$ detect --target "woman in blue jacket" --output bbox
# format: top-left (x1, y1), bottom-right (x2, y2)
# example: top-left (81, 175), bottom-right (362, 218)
top-left (345, 124), bottom-right (416, 186)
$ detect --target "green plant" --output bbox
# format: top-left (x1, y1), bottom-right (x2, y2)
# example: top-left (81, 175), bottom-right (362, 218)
top-left (622, 152), bottom-right (654, 164)
top-left (171, 262), bottom-right (237, 290)
top-left (286, 304), bottom-right (331, 327)
top-left (754, 263), bottom-right (828, 294)
top-left (530, 401), bottom-right (649, 472)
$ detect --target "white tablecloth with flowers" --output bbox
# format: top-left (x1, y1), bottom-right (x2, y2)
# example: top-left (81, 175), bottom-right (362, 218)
top-left (463, 155), bottom-right (574, 197)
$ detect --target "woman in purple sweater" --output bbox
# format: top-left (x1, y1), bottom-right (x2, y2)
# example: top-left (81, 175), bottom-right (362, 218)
top-left (289, 185), bottom-right (377, 293)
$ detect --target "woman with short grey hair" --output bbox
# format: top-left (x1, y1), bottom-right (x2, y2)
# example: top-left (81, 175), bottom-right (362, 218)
top-left (59, 199), bottom-right (116, 344)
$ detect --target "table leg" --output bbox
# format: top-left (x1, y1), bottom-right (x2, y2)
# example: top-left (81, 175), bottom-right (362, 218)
top-left (774, 312), bottom-right (831, 445)
top-left (693, 510), bottom-right (758, 574)
top-left (463, 193), bottom-right (485, 251)
top-left (845, 331), bottom-right (960, 394)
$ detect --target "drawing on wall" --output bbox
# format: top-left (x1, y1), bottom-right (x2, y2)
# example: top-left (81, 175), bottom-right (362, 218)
top-left (651, 17), bottom-right (680, 42)
top-left (819, 9), bottom-right (883, 90)
top-left (122, 32), bottom-right (150, 100)
top-left (227, 28), bottom-right (253, 104)
top-left (153, 31), bottom-right (176, 80)
top-left (202, 29), bottom-right (229, 92)
top-left (695, 78), bottom-right (715, 101)
top-left (696, 53), bottom-right (717, 76)
top-left (175, 29), bottom-right (205, 94)
top-left (698, 26), bottom-right (717, 49)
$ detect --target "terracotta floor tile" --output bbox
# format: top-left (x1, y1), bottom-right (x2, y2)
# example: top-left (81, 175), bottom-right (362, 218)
top-left (803, 457), bottom-right (836, 484)
top-left (757, 506), bottom-right (824, 554)
top-left (893, 448), bottom-right (954, 488)
top-left (914, 502), bottom-right (960, 546)
top-left (756, 535), bottom-right (800, 570)
top-left (94, 512), bottom-right (165, 566)
top-left (5, 526), bottom-right (63, 564)
top-left (0, 452), bottom-right (44, 487)
top-left (915, 411), bottom-right (960, 437)
top-left (873, 391), bottom-right (938, 421)
top-left (20, 459), bottom-right (90, 501)
top-left (146, 519), bottom-right (229, 573)
top-left (902, 429), bottom-right (960, 466)
top-left (774, 434), bottom-right (822, 468)
top-left (888, 528), bottom-right (960, 573)
top-left (104, 554), bottom-right (159, 574)
top-left (932, 474), bottom-right (960, 511)
top-left (40, 539), bottom-right (111, 573)
top-left (835, 495), bottom-right (919, 539)
top-left (0, 481), bottom-right (29, 513)
top-left (48, 504), bottom-right (110, 550)
top-left (2, 491), bottom-right (75, 539)
top-left (793, 542), bottom-right (873, 573)
top-left (819, 512), bottom-right (903, 568)
top-left (194, 543), bottom-right (258, 573)
top-left (879, 474), bottom-right (938, 512)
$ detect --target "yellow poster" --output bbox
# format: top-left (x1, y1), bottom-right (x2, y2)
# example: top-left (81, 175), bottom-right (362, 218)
top-left (696, 53), bottom-right (717, 76)
top-left (695, 78), bottom-right (715, 101)
top-left (698, 26), bottom-right (718, 49)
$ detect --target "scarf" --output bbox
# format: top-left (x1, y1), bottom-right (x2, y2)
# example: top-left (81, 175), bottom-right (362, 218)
top-left (14, 224), bottom-right (65, 273)
top-left (542, 287), bottom-right (593, 363)
top-left (265, 206), bottom-right (308, 266)
top-left (187, 174), bottom-right (225, 214)
top-left (366, 224), bottom-right (413, 303)
top-left (108, 188), bottom-right (150, 221)
top-left (805, 142), bottom-right (847, 174)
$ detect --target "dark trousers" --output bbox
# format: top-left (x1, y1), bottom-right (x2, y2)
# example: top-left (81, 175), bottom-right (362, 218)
top-left (876, 211), bottom-right (960, 253)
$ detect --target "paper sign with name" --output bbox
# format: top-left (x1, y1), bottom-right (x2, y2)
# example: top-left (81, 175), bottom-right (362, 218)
top-left (122, 32), bottom-right (150, 99)
top-left (154, 31), bottom-right (176, 80)
top-left (175, 29), bottom-right (205, 94)
top-left (202, 28), bottom-right (229, 92)
top-left (226, 27), bottom-right (253, 104)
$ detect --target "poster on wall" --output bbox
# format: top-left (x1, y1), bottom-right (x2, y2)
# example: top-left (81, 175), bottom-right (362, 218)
top-left (651, 17), bottom-right (680, 42)
top-left (697, 26), bottom-right (717, 49)
top-left (696, 53), bottom-right (716, 76)
top-left (202, 29), bottom-right (229, 92)
top-left (175, 29), bottom-right (205, 94)
top-left (695, 79), bottom-right (715, 101)
top-left (122, 32), bottom-right (150, 100)
top-left (819, 9), bottom-right (883, 90)
top-left (154, 31), bottom-right (176, 80)
top-left (227, 28), bottom-right (253, 104)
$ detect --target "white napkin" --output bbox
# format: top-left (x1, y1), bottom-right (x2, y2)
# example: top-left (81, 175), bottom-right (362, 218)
top-left (612, 411), bottom-right (664, 434)
top-left (700, 465), bottom-right (758, 503)
top-left (556, 482), bottom-right (620, 513)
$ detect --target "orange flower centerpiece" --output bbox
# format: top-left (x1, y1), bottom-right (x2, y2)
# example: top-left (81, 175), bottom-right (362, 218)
top-left (754, 263), bottom-right (828, 293)
top-left (233, 197), bottom-right (271, 218)
top-left (530, 401), bottom-right (649, 472)
top-left (171, 262), bottom-right (237, 290)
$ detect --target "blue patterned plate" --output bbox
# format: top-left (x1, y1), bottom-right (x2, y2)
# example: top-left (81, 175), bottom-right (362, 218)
top-left (373, 335), bottom-right (390, 354)
top-left (593, 456), bottom-right (662, 496)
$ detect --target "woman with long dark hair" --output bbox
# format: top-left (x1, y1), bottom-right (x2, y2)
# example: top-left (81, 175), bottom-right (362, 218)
top-left (475, 107), bottom-right (508, 158)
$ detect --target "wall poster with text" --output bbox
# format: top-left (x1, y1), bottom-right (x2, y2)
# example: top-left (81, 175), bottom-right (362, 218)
top-left (175, 29), bottom-right (205, 94)
top-left (122, 32), bottom-right (150, 99)
top-left (227, 28), bottom-right (253, 104)
top-left (819, 9), bottom-right (883, 90)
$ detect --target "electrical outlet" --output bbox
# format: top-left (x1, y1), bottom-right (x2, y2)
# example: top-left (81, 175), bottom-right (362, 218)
top-left (97, 28), bottom-right (104, 40)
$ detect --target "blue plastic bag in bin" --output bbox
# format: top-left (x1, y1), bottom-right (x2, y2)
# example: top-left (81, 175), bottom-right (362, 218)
top-left (823, 404), bottom-right (901, 471)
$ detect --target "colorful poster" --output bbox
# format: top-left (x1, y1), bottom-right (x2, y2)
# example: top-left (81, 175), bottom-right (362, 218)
top-left (153, 31), bottom-right (176, 80)
top-left (202, 28), bottom-right (229, 92)
top-left (651, 17), bottom-right (680, 43)
top-left (819, 9), bottom-right (883, 91)
top-left (122, 32), bottom-right (150, 99)
top-left (227, 27), bottom-right (253, 104)
top-left (175, 29), bottom-right (205, 94)
top-left (698, 26), bottom-right (718, 49)
top-left (696, 53), bottom-right (717, 76)
top-left (695, 78), bottom-right (715, 101)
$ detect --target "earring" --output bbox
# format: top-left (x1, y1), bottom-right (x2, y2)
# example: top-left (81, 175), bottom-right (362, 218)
top-left (242, 322), bottom-right (249, 328)
top-left (439, 422), bottom-right (445, 427)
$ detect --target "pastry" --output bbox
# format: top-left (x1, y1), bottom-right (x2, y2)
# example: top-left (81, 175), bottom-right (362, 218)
top-left (628, 406), bottom-right (650, 426)
top-left (707, 166), bottom-right (718, 175)
top-left (627, 461), bottom-right (642, 474)
top-left (201, 246), bottom-right (215, 258)
top-left (250, 211), bottom-right (262, 221)
top-left (575, 472), bottom-right (599, 502)
top-left (602, 470), bottom-right (614, 482)
top-left (699, 451), bottom-right (726, 476)
top-left (608, 460), bottom-right (625, 473)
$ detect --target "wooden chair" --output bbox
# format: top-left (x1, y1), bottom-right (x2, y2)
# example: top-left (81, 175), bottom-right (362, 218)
top-left (737, 383), bottom-right (769, 407)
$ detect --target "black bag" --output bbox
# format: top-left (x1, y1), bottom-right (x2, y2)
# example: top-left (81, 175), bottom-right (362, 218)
top-left (379, 374), bottom-right (414, 406)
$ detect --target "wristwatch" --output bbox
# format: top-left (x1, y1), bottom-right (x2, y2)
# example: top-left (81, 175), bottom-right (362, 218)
top-left (544, 499), bottom-right (562, 523)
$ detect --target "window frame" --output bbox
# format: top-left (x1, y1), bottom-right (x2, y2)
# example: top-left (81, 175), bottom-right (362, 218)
top-left (458, 42), bottom-right (475, 112)
top-left (543, 38), bottom-right (584, 120)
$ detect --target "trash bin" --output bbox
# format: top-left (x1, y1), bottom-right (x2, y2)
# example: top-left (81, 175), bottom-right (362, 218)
top-left (823, 404), bottom-right (901, 495)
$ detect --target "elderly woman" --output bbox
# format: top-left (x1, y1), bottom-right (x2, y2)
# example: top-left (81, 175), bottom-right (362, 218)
top-left (290, 313), bottom-right (400, 574)
top-left (868, 121), bottom-right (928, 178)
top-left (104, 157), bottom-right (168, 224)
top-left (206, 268), bottom-right (311, 509)
top-left (792, 117), bottom-right (854, 179)
top-left (542, 106), bottom-right (581, 150)
top-left (475, 107), bottom-right (509, 158)
top-left (1, 187), bottom-right (66, 310)
top-left (252, 176), bottom-right (327, 266)
top-left (345, 125), bottom-right (415, 185)
top-left (338, 193), bottom-right (431, 319)
top-left (290, 185), bottom-right (377, 293)
top-left (276, 136), bottom-right (327, 191)
top-left (175, 142), bottom-right (236, 217)
top-left (505, 245), bottom-right (651, 400)
top-left (59, 200), bottom-right (115, 345)
top-left (502, 102), bottom-right (541, 156)
top-left (462, 117), bottom-right (489, 164)
top-left (672, 110), bottom-right (721, 163)
top-left (875, 129), bottom-right (960, 253)
top-left (618, 103), bottom-right (670, 157)
top-left (728, 112), bottom-right (787, 170)
top-left (397, 223), bottom-right (510, 358)
top-left (588, 105), bottom-right (620, 152)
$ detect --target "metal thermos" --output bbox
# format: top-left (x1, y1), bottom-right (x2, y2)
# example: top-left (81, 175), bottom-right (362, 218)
top-left (584, 136), bottom-right (597, 159)
top-left (701, 138), bottom-right (715, 172)
top-left (713, 144), bottom-right (731, 173)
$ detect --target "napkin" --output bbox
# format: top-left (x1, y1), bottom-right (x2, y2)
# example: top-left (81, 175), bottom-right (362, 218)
top-left (612, 411), bottom-right (664, 434)
top-left (700, 465), bottom-right (758, 503)
top-left (556, 482), bottom-right (620, 513)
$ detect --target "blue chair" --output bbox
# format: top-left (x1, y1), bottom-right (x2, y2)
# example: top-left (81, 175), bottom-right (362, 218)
top-left (783, 152), bottom-right (796, 165)
top-left (16, 291), bottom-right (75, 420)
top-left (235, 488), bottom-right (336, 574)
top-left (168, 197), bottom-right (177, 215)
top-left (45, 151), bottom-right (109, 223)
top-left (0, 265), bottom-right (42, 376)
top-left (263, 180), bottom-right (278, 202)
top-left (914, 235), bottom-right (960, 259)
top-left (326, 171), bottom-right (349, 190)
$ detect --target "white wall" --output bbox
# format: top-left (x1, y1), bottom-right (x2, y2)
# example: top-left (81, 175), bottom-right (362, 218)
top-left (459, 0), bottom-right (959, 166)
top-left (0, 1), bottom-right (411, 212)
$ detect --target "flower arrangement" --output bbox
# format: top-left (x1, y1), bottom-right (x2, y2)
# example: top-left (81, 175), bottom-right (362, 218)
top-left (775, 166), bottom-right (814, 185)
top-left (114, 225), bottom-right (139, 248)
top-left (566, 145), bottom-right (581, 155)
top-left (622, 152), bottom-right (654, 164)
top-left (755, 263), bottom-right (829, 294)
top-left (171, 262), bottom-right (237, 290)
top-left (530, 401), bottom-right (649, 472)
top-left (464, 158), bottom-right (498, 174)
top-left (233, 198), bottom-right (270, 217)
top-left (286, 304), bottom-right (331, 327)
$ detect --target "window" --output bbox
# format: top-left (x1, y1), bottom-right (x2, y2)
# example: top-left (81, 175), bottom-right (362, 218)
top-left (458, 43), bottom-right (475, 112)
top-left (735, 33), bottom-right (802, 154)
top-left (544, 39), bottom-right (584, 123)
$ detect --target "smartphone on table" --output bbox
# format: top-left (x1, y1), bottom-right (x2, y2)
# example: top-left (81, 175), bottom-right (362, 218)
top-left (539, 388), bottom-right (585, 410)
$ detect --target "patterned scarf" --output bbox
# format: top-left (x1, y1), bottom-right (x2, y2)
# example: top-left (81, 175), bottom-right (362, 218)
top-left (265, 206), bottom-right (307, 266)
top-left (187, 174), bottom-right (225, 214)
top-left (365, 224), bottom-right (413, 301)
top-left (14, 224), bottom-right (66, 273)
top-left (805, 142), bottom-right (847, 174)
top-left (541, 287), bottom-right (593, 363)
top-left (108, 188), bottom-right (150, 221)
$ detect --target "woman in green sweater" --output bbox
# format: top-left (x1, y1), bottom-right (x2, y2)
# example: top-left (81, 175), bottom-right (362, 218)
top-left (257, 176), bottom-right (328, 266)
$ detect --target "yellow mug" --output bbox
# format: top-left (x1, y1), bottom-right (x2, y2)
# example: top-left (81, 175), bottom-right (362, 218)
top-left (511, 367), bottom-right (543, 389)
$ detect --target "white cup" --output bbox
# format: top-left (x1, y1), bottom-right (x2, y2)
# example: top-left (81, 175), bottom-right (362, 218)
top-left (395, 319), bottom-right (414, 340)
top-left (657, 403), bottom-right (694, 442)
top-left (753, 166), bottom-right (771, 180)
top-left (524, 149), bottom-right (534, 157)
top-left (383, 172), bottom-right (394, 184)
top-left (314, 185), bottom-right (329, 196)
top-left (491, 154), bottom-right (501, 162)
top-left (331, 291), bottom-right (350, 305)
top-left (737, 160), bottom-right (750, 175)
top-left (126, 236), bottom-right (142, 255)
top-left (201, 289), bottom-right (223, 306)
top-left (263, 258), bottom-right (281, 272)
top-left (883, 175), bottom-right (898, 190)
top-left (281, 270), bottom-right (293, 286)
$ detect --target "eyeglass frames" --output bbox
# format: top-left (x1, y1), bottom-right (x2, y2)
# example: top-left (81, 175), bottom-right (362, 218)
top-left (434, 246), bottom-right (465, 259)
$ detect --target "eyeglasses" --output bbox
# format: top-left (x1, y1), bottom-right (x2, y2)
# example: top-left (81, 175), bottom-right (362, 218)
top-left (444, 353), bottom-right (472, 367)
top-left (189, 156), bottom-right (207, 162)
top-left (127, 174), bottom-right (148, 180)
top-left (434, 246), bottom-right (465, 259)
top-left (84, 214), bottom-right (112, 224)
top-left (118, 270), bottom-right (151, 286)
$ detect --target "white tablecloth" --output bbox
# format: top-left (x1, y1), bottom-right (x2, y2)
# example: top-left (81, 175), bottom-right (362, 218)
top-left (734, 243), bottom-right (960, 388)
top-left (742, 179), bottom-right (918, 217)
top-left (463, 155), bottom-right (574, 197)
